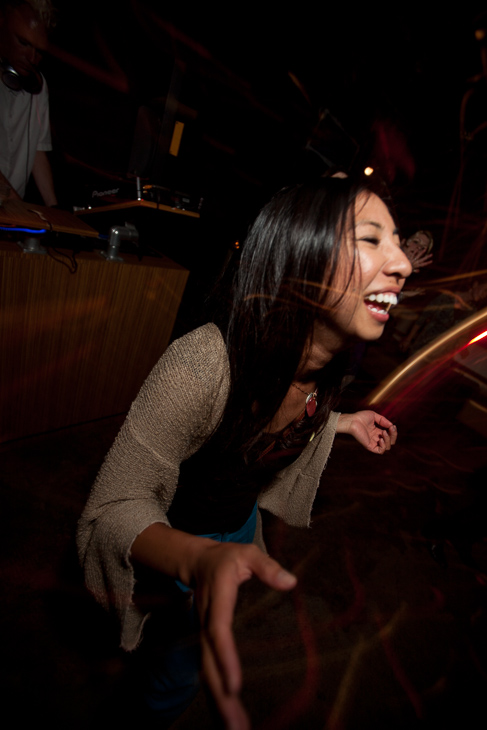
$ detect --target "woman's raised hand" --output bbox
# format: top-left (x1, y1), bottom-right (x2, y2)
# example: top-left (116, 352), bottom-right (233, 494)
top-left (191, 541), bottom-right (297, 730)
top-left (337, 411), bottom-right (397, 454)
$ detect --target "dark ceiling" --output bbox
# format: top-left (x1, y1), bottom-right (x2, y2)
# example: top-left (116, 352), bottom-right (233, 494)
top-left (42, 1), bottom-right (487, 260)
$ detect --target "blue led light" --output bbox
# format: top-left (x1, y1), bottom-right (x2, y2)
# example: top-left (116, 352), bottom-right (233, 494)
top-left (0, 226), bottom-right (47, 234)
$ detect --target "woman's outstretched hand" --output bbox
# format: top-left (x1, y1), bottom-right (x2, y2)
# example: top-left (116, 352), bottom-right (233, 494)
top-left (192, 542), bottom-right (297, 730)
top-left (132, 523), bottom-right (296, 729)
top-left (337, 410), bottom-right (397, 454)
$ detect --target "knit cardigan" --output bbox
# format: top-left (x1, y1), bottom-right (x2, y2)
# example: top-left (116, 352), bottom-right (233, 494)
top-left (77, 323), bottom-right (339, 650)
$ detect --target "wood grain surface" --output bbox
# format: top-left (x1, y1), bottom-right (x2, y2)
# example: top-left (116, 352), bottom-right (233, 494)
top-left (75, 198), bottom-right (200, 219)
top-left (0, 243), bottom-right (188, 442)
top-left (0, 199), bottom-right (100, 237)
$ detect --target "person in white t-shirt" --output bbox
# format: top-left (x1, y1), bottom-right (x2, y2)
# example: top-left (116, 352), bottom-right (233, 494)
top-left (0, 0), bottom-right (57, 205)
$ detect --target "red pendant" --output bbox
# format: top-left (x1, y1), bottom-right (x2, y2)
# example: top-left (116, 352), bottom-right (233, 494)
top-left (305, 392), bottom-right (317, 417)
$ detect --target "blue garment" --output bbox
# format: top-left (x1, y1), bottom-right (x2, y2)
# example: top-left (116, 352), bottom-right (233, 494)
top-left (138, 503), bottom-right (258, 723)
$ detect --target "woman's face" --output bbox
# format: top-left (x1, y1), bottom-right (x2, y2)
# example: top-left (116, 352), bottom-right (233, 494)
top-left (320, 193), bottom-right (412, 348)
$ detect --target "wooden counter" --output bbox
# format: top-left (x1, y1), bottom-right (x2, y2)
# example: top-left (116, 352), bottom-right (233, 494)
top-left (0, 199), bottom-right (100, 237)
top-left (75, 198), bottom-right (200, 220)
top-left (0, 243), bottom-right (188, 443)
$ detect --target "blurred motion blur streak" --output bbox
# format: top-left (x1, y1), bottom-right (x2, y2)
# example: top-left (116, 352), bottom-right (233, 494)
top-left (367, 307), bottom-right (487, 422)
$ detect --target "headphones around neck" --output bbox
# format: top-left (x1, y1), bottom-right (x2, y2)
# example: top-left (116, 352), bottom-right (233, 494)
top-left (0, 59), bottom-right (43, 94)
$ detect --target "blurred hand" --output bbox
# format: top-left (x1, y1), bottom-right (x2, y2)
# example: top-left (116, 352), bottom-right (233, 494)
top-left (192, 542), bottom-right (297, 729)
top-left (337, 411), bottom-right (397, 454)
top-left (402, 248), bottom-right (433, 273)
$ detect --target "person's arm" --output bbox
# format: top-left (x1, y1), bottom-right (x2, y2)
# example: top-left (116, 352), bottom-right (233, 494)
top-left (131, 522), bottom-right (296, 730)
top-left (337, 411), bottom-right (397, 453)
top-left (77, 326), bottom-right (227, 619)
top-left (31, 150), bottom-right (57, 207)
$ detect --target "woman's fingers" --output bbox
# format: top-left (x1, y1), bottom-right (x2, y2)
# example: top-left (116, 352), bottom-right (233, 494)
top-left (378, 424), bottom-right (398, 452)
top-left (201, 620), bottom-right (250, 730)
top-left (195, 544), bottom-right (297, 728)
top-left (371, 413), bottom-right (398, 452)
top-left (373, 412), bottom-right (393, 430)
top-left (201, 547), bottom-right (296, 686)
top-left (388, 424), bottom-right (398, 446)
top-left (248, 550), bottom-right (297, 592)
top-left (203, 560), bottom-right (244, 693)
top-left (378, 430), bottom-right (390, 452)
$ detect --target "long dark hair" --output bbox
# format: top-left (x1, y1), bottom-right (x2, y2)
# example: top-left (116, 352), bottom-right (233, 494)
top-left (210, 176), bottom-right (392, 459)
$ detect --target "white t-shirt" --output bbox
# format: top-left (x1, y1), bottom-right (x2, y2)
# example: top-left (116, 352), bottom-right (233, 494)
top-left (0, 75), bottom-right (52, 198)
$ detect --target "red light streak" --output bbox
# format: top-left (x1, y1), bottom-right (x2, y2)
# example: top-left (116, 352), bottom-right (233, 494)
top-left (467, 330), bottom-right (487, 345)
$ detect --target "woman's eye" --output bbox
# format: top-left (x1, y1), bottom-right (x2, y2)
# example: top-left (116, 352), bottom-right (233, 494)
top-left (360, 237), bottom-right (380, 245)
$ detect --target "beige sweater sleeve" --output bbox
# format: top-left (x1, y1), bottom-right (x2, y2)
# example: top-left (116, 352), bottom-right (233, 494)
top-left (76, 324), bottom-right (229, 649)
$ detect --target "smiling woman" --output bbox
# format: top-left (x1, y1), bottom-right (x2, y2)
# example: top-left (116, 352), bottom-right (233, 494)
top-left (323, 193), bottom-right (412, 345)
top-left (77, 176), bottom-right (408, 729)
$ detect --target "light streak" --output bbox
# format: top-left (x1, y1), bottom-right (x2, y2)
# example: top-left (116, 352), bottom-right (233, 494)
top-left (467, 330), bottom-right (487, 345)
top-left (422, 268), bottom-right (487, 285)
top-left (367, 306), bottom-right (487, 410)
top-left (375, 613), bottom-right (424, 720)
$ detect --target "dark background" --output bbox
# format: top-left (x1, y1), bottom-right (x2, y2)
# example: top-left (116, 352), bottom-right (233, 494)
top-left (40, 1), bottom-right (487, 268)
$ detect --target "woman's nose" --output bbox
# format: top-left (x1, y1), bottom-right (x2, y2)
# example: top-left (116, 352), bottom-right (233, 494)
top-left (385, 245), bottom-right (413, 279)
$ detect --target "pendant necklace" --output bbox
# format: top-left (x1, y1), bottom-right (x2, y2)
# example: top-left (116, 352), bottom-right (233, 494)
top-left (291, 382), bottom-right (318, 417)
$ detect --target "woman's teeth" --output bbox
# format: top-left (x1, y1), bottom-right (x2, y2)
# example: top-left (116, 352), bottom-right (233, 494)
top-left (364, 292), bottom-right (398, 313)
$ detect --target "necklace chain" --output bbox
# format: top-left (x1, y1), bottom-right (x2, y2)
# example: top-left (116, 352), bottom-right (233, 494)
top-left (291, 382), bottom-right (317, 397)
